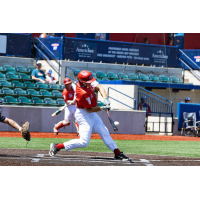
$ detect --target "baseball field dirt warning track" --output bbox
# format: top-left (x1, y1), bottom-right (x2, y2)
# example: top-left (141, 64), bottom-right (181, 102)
top-left (1, 131), bottom-right (200, 166)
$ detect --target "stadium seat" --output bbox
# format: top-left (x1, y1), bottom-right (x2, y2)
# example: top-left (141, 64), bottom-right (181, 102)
top-left (0, 66), bottom-right (6, 74)
top-left (44, 98), bottom-right (58, 107)
top-left (11, 80), bottom-right (26, 89)
top-left (0, 87), bottom-right (17, 98)
top-left (24, 81), bottom-right (38, 90)
top-left (0, 97), bottom-right (9, 105)
top-left (107, 73), bottom-right (120, 80)
top-left (39, 89), bottom-right (54, 99)
top-left (4, 96), bottom-right (22, 105)
top-left (118, 73), bottom-right (129, 79)
top-left (59, 84), bottom-right (65, 91)
top-left (149, 75), bottom-right (159, 82)
top-left (14, 88), bottom-right (30, 97)
top-left (27, 66), bottom-right (35, 74)
top-left (73, 70), bottom-right (81, 79)
top-left (57, 98), bottom-right (65, 105)
top-left (48, 83), bottom-right (60, 91)
top-left (138, 74), bottom-right (150, 81)
top-left (102, 78), bottom-right (110, 81)
top-left (128, 73), bottom-right (139, 81)
top-left (88, 71), bottom-right (96, 76)
top-left (18, 96), bottom-right (34, 106)
top-left (0, 72), bottom-right (6, 80)
top-left (169, 76), bottom-right (184, 84)
top-left (27, 89), bottom-right (43, 98)
top-left (16, 66), bottom-right (29, 74)
top-left (31, 97), bottom-right (46, 106)
top-left (0, 80), bottom-right (15, 89)
top-left (6, 72), bottom-right (20, 80)
top-left (19, 73), bottom-right (33, 82)
top-left (36, 82), bottom-right (49, 90)
top-left (52, 90), bottom-right (63, 98)
top-left (3, 65), bottom-right (16, 73)
top-left (159, 75), bottom-right (170, 83)
top-left (96, 71), bottom-right (107, 79)
top-left (96, 78), bottom-right (101, 82)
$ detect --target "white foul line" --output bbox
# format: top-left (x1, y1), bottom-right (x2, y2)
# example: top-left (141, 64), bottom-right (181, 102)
top-left (31, 154), bottom-right (44, 162)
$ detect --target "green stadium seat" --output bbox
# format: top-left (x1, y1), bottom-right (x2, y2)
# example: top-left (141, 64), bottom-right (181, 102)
top-left (96, 71), bottom-right (107, 79)
top-left (4, 96), bottom-right (22, 105)
top-left (27, 89), bottom-right (43, 98)
top-left (52, 90), bottom-right (63, 98)
top-left (44, 98), bottom-right (58, 107)
top-left (11, 80), bottom-right (26, 89)
top-left (107, 73), bottom-right (120, 80)
top-left (73, 70), bottom-right (81, 79)
top-left (3, 65), bottom-right (16, 73)
top-left (36, 82), bottom-right (49, 90)
top-left (159, 75), bottom-right (170, 83)
top-left (1, 87), bottom-right (18, 97)
top-left (39, 89), bottom-right (54, 99)
top-left (0, 66), bottom-right (6, 74)
top-left (102, 78), bottom-right (110, 81)
top-left (107, 72), bottom-right (115, 76)
top-left (24, 81), bottom-right (38, 90)
top-left (14, 88), bottom-right (30, 97)
top-left (128, 73), bottom-right (139, 81)
top-left (88, 71), bottom-right (96, 76)
top-left (60, 84), bottom-right (65, 90)
top-left (27, 66), bottom-right (35, 74)
top-left (18, 96), bottom-right (34, 106)
top-left (6, 72), bottom-right (20, 80)
top-left (0, 80), bottom-right (14, 89)
top-left (138, 74), bottom-right (150, 81)
top-left (19, 73), bottom-right (33, 82)
top-left (149, 75), bottom-right (159, 82)
top-left (48, 83), bottom-right (60, 91)
top-left (57, 98), bottom-right (65, 105)
top-left (16, 66), bottom-right (29, 74)
top-left (0, 72), bottom-right (6, 79)
top-left (0, 97), bottom-right (9, 105)
top-left (96, 78), bottom-right (101, 82)
top-left (31, 97), bottom-right (46, 106)
top-left (169, 76), bottom-right (184, 84)
top-left (118, 73), bottom-right (129, 79)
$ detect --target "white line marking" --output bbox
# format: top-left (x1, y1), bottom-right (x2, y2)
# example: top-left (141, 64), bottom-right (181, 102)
top-left (140, 159), bottom-right (154, 166)
top-left (36, 154), bottom-right (44, 158)
top-left (31, 158), bottom-right (40, 163)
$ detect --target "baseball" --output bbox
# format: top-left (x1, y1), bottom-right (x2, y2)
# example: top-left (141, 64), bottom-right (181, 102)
top-left (114, 121), bottom-right (120, 126)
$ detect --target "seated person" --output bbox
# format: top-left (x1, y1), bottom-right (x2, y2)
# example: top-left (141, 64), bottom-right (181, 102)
top-left (185, 97), bottom-right (190, 103)
top-left (138, 96), bottom-right (151, 112)
top-left (31, 63), bottom-right (54, 84)
top-left (46, 69), bottom-right (57, 84)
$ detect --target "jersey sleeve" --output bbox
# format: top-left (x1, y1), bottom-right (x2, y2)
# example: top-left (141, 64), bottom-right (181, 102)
top-left (91, 80), bottom-right (99, 88)
top-left (31, 69), bottom-right (36, 77)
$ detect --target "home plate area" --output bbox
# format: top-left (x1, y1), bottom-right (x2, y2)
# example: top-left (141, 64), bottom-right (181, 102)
top-left (0, 148), bottom-right (200, 166)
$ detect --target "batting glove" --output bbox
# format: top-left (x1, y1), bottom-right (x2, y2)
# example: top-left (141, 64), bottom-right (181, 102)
top-left (100, 105), bottom-right (111, 111)
top-left (103, 97), bottom-right (110, 106)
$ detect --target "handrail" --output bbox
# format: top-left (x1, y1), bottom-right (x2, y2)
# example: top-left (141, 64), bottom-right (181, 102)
top-left (34, 44), bottom-right (60, 75)
top-left (138, 87), bottom-right (172, 104)
top-left (65, 66), bottom-right (80, 72)
top-left (179, 58), bottom-right (200, 81)
top-left (138, 87), bottom-right (173, 113)
top-left (179, 49), bottom-right (200, 70)
top-left (107, 87), bottom-right (136, 110)
top-left (65, 74), bottom-right (78, 84)
top-left (34, 37), bottom-right (59, 63)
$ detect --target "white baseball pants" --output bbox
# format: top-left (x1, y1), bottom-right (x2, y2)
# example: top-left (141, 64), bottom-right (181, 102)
top-left (64, 104), bottom-right (76, 122)
top-left (63, 108), bottom-right (118, 152)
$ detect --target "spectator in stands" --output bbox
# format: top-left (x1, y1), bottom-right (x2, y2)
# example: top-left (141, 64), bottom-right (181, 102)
top-left (143, 38), bottom-right (149, 44)
top-left (39, 33), bottom-right (47, 38)
top-left (31, 63), bottom-right (54, 84)
top-left (46, 69), bottom-right (57, 84)
top-left (138, 96), bottom-right (151, 113)
top-left (48, 33), bottom-right (56, 38)
top-left (168, 38), bottom-right (174, 46)
top-left (185, 97), bottom-right (190, 103)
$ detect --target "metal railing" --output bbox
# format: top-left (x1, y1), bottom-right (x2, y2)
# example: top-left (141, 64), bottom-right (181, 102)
top-left (179, 58), bottom-right (200, 81)
top-left (179, 49), bottom-right (200, 70)
top-left (107, 87), bottom-right (136, 110)
top-left (138, 87), bottom-right (173, 113)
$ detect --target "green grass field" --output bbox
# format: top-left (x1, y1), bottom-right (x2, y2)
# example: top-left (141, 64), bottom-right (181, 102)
top-left (1, 137), bottom-right (200, 158)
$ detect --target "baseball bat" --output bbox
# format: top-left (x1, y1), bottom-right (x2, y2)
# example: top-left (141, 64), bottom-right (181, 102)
top-left (52, 104), bottom-right (69, 117)
top-left (107, 109), bottom-right (118, 132)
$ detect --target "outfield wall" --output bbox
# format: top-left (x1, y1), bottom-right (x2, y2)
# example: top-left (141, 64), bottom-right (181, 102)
top-left (0, 106), bottom-right (146, 135)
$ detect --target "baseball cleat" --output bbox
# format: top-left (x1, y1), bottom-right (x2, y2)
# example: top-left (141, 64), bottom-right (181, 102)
top-left (49, 143), bottom-right (60, 157)
top-left (114, 152), bottom-right (131, 161)
top-left (53, 125), bottom-right (59, 135)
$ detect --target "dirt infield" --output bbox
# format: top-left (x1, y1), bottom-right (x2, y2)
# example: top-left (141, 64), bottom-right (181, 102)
top-left (1, 131), bottom-right (200, 141)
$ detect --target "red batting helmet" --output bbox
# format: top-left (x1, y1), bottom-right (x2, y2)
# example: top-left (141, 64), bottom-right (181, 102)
top-left (63, 77), bottom-right (72, 85)
top-left (78, 70), bottom-right (95, 83)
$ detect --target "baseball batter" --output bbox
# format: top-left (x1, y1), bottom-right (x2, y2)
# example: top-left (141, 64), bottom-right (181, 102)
top-left (53, 78), bottom-right (78, 135)
top-left (49, 70), bottom-right (131, 161)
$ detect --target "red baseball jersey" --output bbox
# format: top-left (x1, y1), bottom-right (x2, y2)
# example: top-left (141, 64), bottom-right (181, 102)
top-left (62, 87), bottom-right (75, 103)
top-left (75, 82), bottom-right (97, 109)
